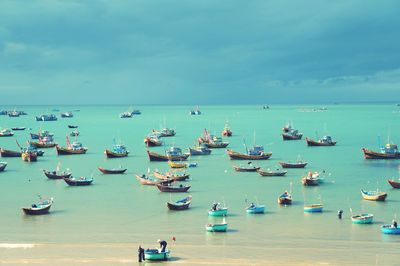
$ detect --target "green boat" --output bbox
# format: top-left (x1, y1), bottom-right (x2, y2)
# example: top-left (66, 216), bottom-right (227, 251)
top-left (351, 214), bottom-right (373, 224)
top-left (208, 203), bottom-right (228, 216)
top-left (144, 249), bottom-right (170, 261)
top-left (206, 223), bottom-right (228, 232)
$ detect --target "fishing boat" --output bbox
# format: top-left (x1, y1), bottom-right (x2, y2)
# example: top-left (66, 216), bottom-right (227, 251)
top-left (0, 148), bottom-right (21, 157)
top-left (17, 141), bottom-right (44, 157)
top-left (306, 136), bottom-right (337, 146)
top-left (278, 191), bottom-right (292, 205)
top-left (360, 189), bottom-right (387, 201)
top-left (104, 144), bottom-right (129, 158)
top-left (56, 136), bottom-right (87, 155)
top-left (131, 109), bottom-right (141, 115)
top-left (282, 124), bottom-right (303, 140)
top-left (64, 176), bottom-right (93, 186)
top-left (157, 128), bottom-right (176, 137)
top-left (351, 214), bottom-right (374, 224)
top-left (8, 110), bottom-right (20, 117)
top-left (168, 161), bottom-right (187, 168)
top-left (43, 169), bottom-right (72, 180)
top-left (166, 195), bottom-right (192, 210)
top-left (61, 112), bottom-right (73, 118)
top-left (190, 106), bottom-right (202, 115)
top-left (301, 172), bottom-right (320, 186)
top-left (144, 135), bottom-right (162, 147)
top-left (0, 162), bottom-right (7, 172)
top-left (246, 204), bottom-right (265, 214)
top-left (156, 182), bottom-right (191, 192)
top-left (68, 125), bottom-right (78, 129)
top-left (22, 197), bottom-right (54, 215)
top-left (304, 204), bottom-right (323, 213)
top-left (30, 136), bottom-right (57, 148)
top-left (206, 223), bottom-right (228, 232)
top-left (0, 128), bottom-right (14, 137)
top-left (21, 150), bottom-right (37, 162)
top-left (188, 144), bottom-right (212, 156)
top-left (153, 170), bottom-right (190, 181)
top-left (257, 168), bottom-right (287, 176)
top-left (208, 203), bottom-right (228, 216)
top-left (147, 147), bottom-right (189, 161)
top-left (381, 225), bottom-right (400, 235)
top-left (204, 136), bottom-right (229, 148)
top-left (119, 111), bottom-right (133, 118)
top-left (136, 174), bottom-right (161, 186)
top-left (36, 114), bottom-right (57, 121)
top-left (11, 127), bottom-right (26, 131)
top-left (279, 161), bottom-right (308, 168)
top-left (388, 179), bottom-right (400, 189)
top-left (233, 163), bottom-right (260, 172)
top-left (144, 249), bottom-right (170, 261)
top-left (227, 147), bottom-right (272, 160)
top-left (70, 130), bottom-right (79, 137)
top-left (222, 123), bottom-right (232, 137)
top-left (30, 130), bottom-right (54, 140)
top-left (98, 167), bottom-right (127, 174)
top-left (362, 143), bottom-right (400, 159)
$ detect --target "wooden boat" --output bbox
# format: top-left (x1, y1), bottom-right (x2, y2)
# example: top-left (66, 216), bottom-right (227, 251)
top-left (282, 130), bottom-right (303, 140)
top-left (360, 189), bottom-right (387, 201)
top-left (204, 136), bottom-right (229, 148)
top-left (144, 249), bottom-right (170, 261)
top-left (279, 161), bottom-right (308, 168)
top-left (227, 149), bottom-right (272, 160)
top-left (233, 164), bottom-right (260, 172)
top-left (30, 130), bottom-right (54, 140)
top-left (147, 147), bottom-right (189, 161)
top-left (0, 162), bottom-right (7, 172)
top-left (381, 225), bottom-right (400, 235)
top-left (68, 125), bottom-right (78, 129)
top-left (362, 143), bottom-right (400, 159)
top-left (98, 167), bottom-right (127, 174)
top-left (21, 151), bottom-right (37, 162)
top-left (43, 170), bottom-right (72, 179)
top-left (246, 204), bottom-right (265, 214)
top-left (22, 197), bottom-right (53, 215)
top-left (351, 214), bottom-right (374, 224)
top-left (30, 136), bottom-right (57, 148)
top-left (304, 204), bottom-right (323, 213)
top-left (306, 136), bottom-right (337, 146)
top-left (36, 114), bottom-right (57, 121)
top-left (278, 192), bottom-right (292, 205)
top-left (208, 204), bottom-right (228, 216)
top-left (144, 136), bottom-right (162, 147)
top-left (18, 141), bottom-right (44, 157)
top-left (188, 144), bottom-right (212, 156)
top-left (0, 128), bottom-right (14, 137)
top-left (206, 223), bottom-right (228, 232)
top-left (301, 175), bottom-right (319, 186)
top-left (56, 136), bottom-right (87, 155)
top-left (64, 176), bottom-right (93, 186)
top-left (0, 148), bottom-right (21, 157)
top-left (153, 170), bottom-right (190, 181)
top-left (151, 128), bottom-right (176, 137)
top-left (136, 174), bottom-right (158, 185)
top-left (156, 183), bottom-right (191, 192)
top-left (166, 195), bottom-right (192, 210)
top-left (257, 168), bottom-right (287, 176)
top-left (388, 179), bottom-right (400, 189)
top-left (168, 161), bottom-right (187, 168)
top-left (11, 127), bottom-right (26, 131)
top-left (61, 112), bottom-right (73, 118)
top-left (104, 144), bottom-right (129, 158)
top-left (221, 123), bottom-right (232, 137)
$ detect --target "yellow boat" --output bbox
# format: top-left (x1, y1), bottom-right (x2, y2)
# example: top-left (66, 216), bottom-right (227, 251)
top-left (168, 161), bottom-right (187, 168)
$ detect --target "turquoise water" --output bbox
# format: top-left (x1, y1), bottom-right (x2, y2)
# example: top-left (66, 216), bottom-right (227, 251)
top-left (0, 104), bottom-right (400, 265)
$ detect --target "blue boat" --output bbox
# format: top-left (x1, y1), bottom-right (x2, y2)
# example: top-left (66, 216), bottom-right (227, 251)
top-left (208, 203), bottom-right (228, 216)
top-left (206, 223), bottom-right (227, 232)
top-left (188, 144), bottom-right (212, 156)
top-left (351, 214), bottom-right (374, 224)
top-left (304, 204), bottom-right (323, 213)
top-left (381, 225), bottom-right (400, 234)
top-left (246, 204), bottom-right (265, 214)
top-left (144, 249), bottom-right (170, 261)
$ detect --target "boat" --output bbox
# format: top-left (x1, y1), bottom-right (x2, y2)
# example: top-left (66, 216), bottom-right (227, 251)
top-left (168, 161), bottom-right (187, 168)
top-left (362, 143), bottom-right (400, 159)
top-left (155, 128), bottom-right (176, 137)
top-left (22, 197), bottom-right (54, 215)
top-left (188, 144), bottom-right (212, 156)
top-left (56, 136), bottom-right (87, 155)
top-left (208, 203), bottom-right (228, 216)
top-left (156, 182), bottom-right (191, 192)
top-left (98, 167), bottom-right (127, 174)
top-left (8, 110), bottom-right (20, 117)
top-left (0, 148), bottom-right (21, 157)
top-left (30, 136), bottom-right (57, 148)
top-left (388, 179), bottom-right (400, 189)
top-left (144, 249), bottom-right (170, 261)
top-left (0, 162), bottom-right (7, 172)
top-left (279, 161), bottom-right (308, 168)
top-left (190, 106), bottom-right (202, 115)
top-left (68, 125), bottom-right (78, 129)
top-left (30, 130), bottom-right (54, 140)
top-left (301, 172), bottom-right (320, 186)
top-left (131, 109), bottom-right (141, 115)
top-left (61, 112), bottom-right (73, 118)
top-left (166, 195), bottom-right (192, 210)
top-left (64, 176), bottom-right (93, 186)
top-left (153, 170), bottom-right (190, 181)
top-left (0, 128), bottom-right (14, 137)
top-left (136, 174), bottom-right (165, 186)
top-left (278, 191), bottom-right (292, 205)
top-left (257, 168), bottom-right (287, 176)
top-left (246, 204), bottom-right (265, 214)
top-left (233, 163), bottom-right (260, 172)
top-left (17, 141), bottom-right (44, 157)
top-left (147, 147), bottom-right (189, 161)
top-left (21, 150), bottom-right (37, 162)
top-left (11, 127), bottom-right (26, 131)
top-left (104, 144), bottom-right (129, 158)
top-left (119, 111), bottom-right (133, 118)
top-left (222, 122), bottom-right (232, 137)
top-left (204, 136), bottom-right (229, 148)
top-left (227, 147), bottom-right (272, 160)
top-left (351, 214), bottom-right (374, 224)
top-left (43, 169), bottom-right (72, 180)
top-left (144, 135), bottom-right (163, 147)
top-left (282, 124), bottom-right (303, 140)
top-left (306, 136), bottom-right (337, 146)
top-left (70, 130), bottom-right (79, 137)
top-left (36, 114), bottom-right (57, 121)
top-left (206, 223), bottom-right (228, 232)
top-left (360, 189), bottom-right (387, 201)
top-left (304, 204), bottom-right (323, 213)
top-left (381, 225), bottom-right (400, 235)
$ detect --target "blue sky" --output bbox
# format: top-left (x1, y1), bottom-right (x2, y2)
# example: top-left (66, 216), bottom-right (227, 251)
top-left (1, 0), bottom-right (399, 105)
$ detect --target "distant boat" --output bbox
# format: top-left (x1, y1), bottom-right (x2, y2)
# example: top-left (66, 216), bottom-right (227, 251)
top-left (222, 122), bottom-right (232, 137)
top-left (206, 222), bottom-right (228, 232)
top-left (166, 195), bottom-right (192, 210)
top-left (204, 136), bottom-right (229, 148)
top-left (11, 127), bottom-right (26, 131)
top-left (152, 128), bottom-right (176, 137)
top-left (156, 182), bottom-right (191, 192)
top-left (227, 147), bottom-right (272, 160)
top-left (30, 130), bottom-right (54, 140)
top-left (301, 172), bottom-right (321, 186)
top-left (104, 143), bottom-right (129, 158)
top-left (64, 176), bottom-right (93, 186)
top-left (351, 214), bottom-right (374, 224)
top-left (360, 189), bottom-right (387, 201)
top-left (187, 144), bottom-right (212, 156)
top-left (282, 123), bottom-right (303, 140)
top-left (119, 111), bottom-right (133, 118)
top-left (233, 164), bottom-right (260, 172)
top-left (362, 143), bottom-right (400, 159)
top-left (30, 136), bottom-right (57, 148)
top-left (68, 125), bottom-right (78, 129)
top-left (388, 179), bottom-right (400, 189)
top-left (144, 135), bottom-right (163, 147)
top-left (61, 112), bottom-right (73, 118)
top-left (0, 162), bottom-right (7, 172)
top-left (56, 136), bottom-right (87, 155)
top-left (147, 147), bottom-right (189, 161)
top-left (22, 197), bottom-right (54, 215)
top-left (43, 169), bottom-right (72, 180)
top-left (98, 167), bottom-right (127, 174)
top-left (8, 110), bottom-right (20, 117)
top-left (70, 130), bottom-right (79, 137)
top-left (257, 168), bottom-right (287, 176)
top-left (136, 174), bottom-right (165, 186)
top-left (246, 204), bottom-right (265, 214)
top-left (18, 141), bottom-right (45, 156)
top-left (0, 128), bottom-right (14, 137)
top-left (190, 106), bottom-right (202, 115)
top-left (36, 114), bottom-right (57, 121)
top-left (168, 161), bottom-right (187, 168)
top-left (304, 204), bottom-right (323, 213)
top-left (153, 170), bottom-right (190, 181)
top-left (144, 249), bottom-right (170, 261)
top-left (278, 191), bottom-right (292, 205)
top-left (306, 136), bottom-right (337, 146)
top-left (279, 161), bottom-right (308, 168)
top-left (208, 203), bottom-right (228, 216)
top-left (381, 225), bottom-right (400, 235)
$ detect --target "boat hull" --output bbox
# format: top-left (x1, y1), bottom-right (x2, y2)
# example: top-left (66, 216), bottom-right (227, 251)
top-left (278, 197), bottom-right (292, 205)
top-left (0, 163), bottom-right (7, 172)
top-left (205, 142), bottom-right (229, 148)
top-left (279, 162), bottom-right (307, 168)
top-left (147, 150), bottom-right (189, 162)
top-left (156, 184), bottom-right (191, 192)
top-left (104, 149), bottom-right (128, 158)
top-left (208, 208), bottom-right (228, 217)
top-left (144, 250), bottom-right (170, 261)
top-left (257, 169), bottom-right (287, 176)
top-left (43, 170), bottom-right (71, 180)
top-left (98, 167), bottom-right (127, 174)
top-left (227, 150), bottom-right (272, 160)
top-left (362, 148), bottom-right (400, 159)
top-left (246, 206), bottom-right (265, 214)
top-left (22, 152), bottom-right (37, 162)
top-left (30, 142), bottom-right (57, 148)
top-left (153, 171), bottom-right (190, 181)
top-left (351, 214), bottom-right (374, 224)
top-left (167, 197), bottom-right (192, 210)
top-left (188, 148), bottom-right (211, 155)
top-left (304, 204), bottom-right (323, 213)
top-left (381, 225), bottom-right (400, 234)
top-left (56, 146), bottom-right (87, 155)
top-left (302, 177), bottom-right (319, 186)
top-left (206, 223), bottom-right (228, 232)
top-left (0, 149), bottom-right (21, 157)
top-left (22, 205), bottom-right (51, 215)
top-left (233, 166), bottom-right (260, 172)
top-left (360, 189), bottom-right (387, 201)
top-left (282, 133), bottom-right (303, 140)
top-left (388, 179), bottom-right (400, 189)
top-left (144, 138), bottom-right (162, 147)
top-left (64, 178), bottom-right (93, 186)
top-left (306, 138), bottom-right (336, 146)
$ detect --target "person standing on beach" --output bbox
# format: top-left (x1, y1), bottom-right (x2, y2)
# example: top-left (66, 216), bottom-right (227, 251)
top-left (138, 246), bottom-right (145, 262)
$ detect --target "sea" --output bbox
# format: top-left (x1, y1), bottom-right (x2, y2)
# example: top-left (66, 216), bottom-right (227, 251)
top-left (0, 104), bottom-right (399, 265)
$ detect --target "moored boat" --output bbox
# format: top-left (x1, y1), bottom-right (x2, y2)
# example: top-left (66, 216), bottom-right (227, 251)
top-left (144, 249), bottom-right (170, 261)
top-left (362, 143), bottom-right (400, 159)
top-left (381, 225), bottom-right (400, 235)
top-left (119, 111), bottom-right (133, 118)
top-left (68, 125), bottom-right (78, 129)
top-left (43, 169), bottom-right (72, 180)
top-left (388, 179), bottom-right (400, 189)
top-left (22, 197), bottom-right (54, 215)
top-left (147, 147), bottom-right (189, 161)
top-left (301, 172), bottom-right (319, 186)
top-left (0, 128), bottom-right (14, 137)
top-left (206, 223), bottom-right (228, 232)
top-left (136, 174), bottom-right (161, 186)
top-left (70, 130), bottom-right (79, 137)
top-left (156, 182), bottom-right (191, 192)
top-left (30, 130), bottom-right (54, 140)
top-left (246, 203), bottom-right (265, 214)
top-left (144, 135), bottom-right (162, 147)
top-left (208, 203), bottom-right (228, 216)
top-left (36, 114), bottom-right (57, 121)
top-left (0, 148), bottom-right (21, 157)
top-left (233, 163), bottom-right (260, 172)
top-left (168, 161), bottom-right (187, 168)
top-left (56, 136), bottom-right (87, 155)
top-left (64, 176), bottom-right (93, 186)
top-left (304, 204), bottom-right (323, 213)
top-left (188, 144), bottom-right (212, 156)
top-left (257, 168), bottom-right (287, 176)
top-left (61, 112), bottom-right (73, 118)
top-left (204, 136), bottom-right (229, 148)
top-left (282, 124), bottom-right (303, 140)
top-left (153, 170), bottom-right (190, 181)
top-left (306, 136), bottom-right (337, 146)
top-left (30, 136), bottom-right (57, 148)
top-left (222, 122), bottom-right (232, 137)
top-left (98, 167), bottom-right (127, 174)
top-left (227, 147), bottom-right (272, 160)
top-left (360, 189), bottom-right (387, 201)
top-left (166, 195), bottom-right (192, 210)
top-left (279, 161), bottom-right (308, 168)
top-left (0, 162), bottom-right (7, 172)
top-left (104, 144), bottom-right (129, 158)
top-left (351, 214), bottom-right (374, 224)
top-left (278, 191), bottom-right (292, 205)
top-left (11, 127), bottom-right (26, 131)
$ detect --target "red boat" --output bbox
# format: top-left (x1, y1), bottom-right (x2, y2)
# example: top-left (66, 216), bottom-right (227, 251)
top-left (56, 136), bottom-right (87, 155)
top-left (388, 179), bottom-right (400, 189)
top-left (306, 136), bottom-right (336, 146)
top-left (362, 144), bottom-right (400, 159)
top-left (147, 147), bottom-right (189, 162)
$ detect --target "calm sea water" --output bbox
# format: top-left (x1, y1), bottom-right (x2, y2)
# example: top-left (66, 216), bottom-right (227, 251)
top-left (0, 104), bottom-right (399, 265)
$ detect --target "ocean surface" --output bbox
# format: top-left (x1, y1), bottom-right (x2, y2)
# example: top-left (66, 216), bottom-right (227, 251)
top-left (0, 104), bottom-right (399, 265)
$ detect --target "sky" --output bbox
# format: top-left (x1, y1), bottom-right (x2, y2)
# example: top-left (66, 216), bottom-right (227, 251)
top-left (0, 0), bottom-right (399, 105)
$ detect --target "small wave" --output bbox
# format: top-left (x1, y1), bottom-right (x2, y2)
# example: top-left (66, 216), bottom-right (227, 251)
top-left (0, 243), bottom-right (35, 249)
